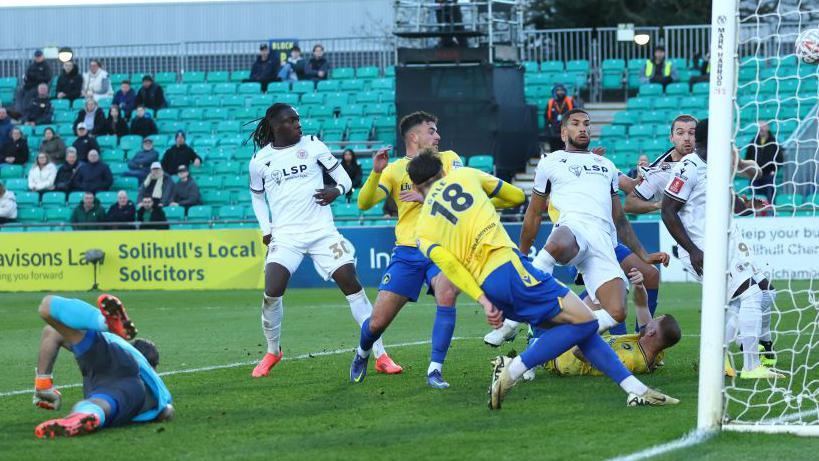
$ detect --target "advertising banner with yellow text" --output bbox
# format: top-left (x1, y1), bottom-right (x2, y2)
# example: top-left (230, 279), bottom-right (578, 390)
top-left (0, 229), bottom-right (266, 292)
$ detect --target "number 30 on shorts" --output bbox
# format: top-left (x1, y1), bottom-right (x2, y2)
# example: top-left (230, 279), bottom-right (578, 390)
top-left (330, 240), bottom-right (351, 259)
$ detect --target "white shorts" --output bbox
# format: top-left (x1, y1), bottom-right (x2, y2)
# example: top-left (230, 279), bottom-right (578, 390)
top-left (265, 230), bottom-right (356, 281)
top-left (563, 223), bottom-right (627, 303)
top-left (679, 232), bottom-right (755, 300)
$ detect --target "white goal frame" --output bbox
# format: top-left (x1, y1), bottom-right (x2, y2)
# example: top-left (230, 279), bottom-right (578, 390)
top-left (698, 0), bottom-right (819, 437)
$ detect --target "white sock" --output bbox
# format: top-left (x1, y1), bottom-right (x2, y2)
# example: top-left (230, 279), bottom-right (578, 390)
top-left (428, 362), bottom-right (442, 375)
top-left (593, 309), bottom-right (618, 334)
top-left (619, 375), bottom-right (649, 395)
top-left (738, 285), bottom-right (763, 371)
top-left (346, 290), bottom-right (386, 358)
top-left (532, 248), bottom-right (556, 274)
top-left (356, 346), bottom-right (370, 358)
top-left (725, 300), bottom-right (739, 345)
top-left (507, 356), bottom-right (528, 381)
top-left (261, 295), bottom-right (283, 354)
top-left (760, 289), bottom-right (776, 342)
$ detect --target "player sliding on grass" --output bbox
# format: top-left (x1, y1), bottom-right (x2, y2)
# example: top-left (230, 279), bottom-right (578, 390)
top-left (407, 151), bottom-right (678, 409)
top-left (31, 294), bottom-right (173, 438)
top-left (247, 103), bottom-right (401, 377)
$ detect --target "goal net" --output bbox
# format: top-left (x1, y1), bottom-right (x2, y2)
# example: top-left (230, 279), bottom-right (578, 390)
top-left (701, 0), bottom-right (819, 436)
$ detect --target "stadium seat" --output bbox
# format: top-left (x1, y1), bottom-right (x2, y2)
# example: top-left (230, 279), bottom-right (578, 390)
top-left (238, 82), bottom-right (262, 94)
top-left (196, 175), bottom-right (223, 189)
top-left (207, 71), bottom-right (230, 83)
top-left (638, 84), bottom-right (663, 96)
top-left (187, 121), bottom-right (213, 134)
top-left (218, 205), bottom-right (244, 220)
top-left (601, 59), bottom-right (625, 89)
top-left (113, 176), bottom-right (138, 190)
top-left (187, 205), bottom-right (213, 220)
top-left (3, 178), bottom-right (26, 191)
top-left (341, 80), bottom-right (366, 92)
top-left (654, 96), bottom-right (679, 110)
top-left (692, 82), bottom-right (709, 95)
top-left (151, 72), bottom-right (176, 85)
top-left (384, 66), bottom-right (395, 77)
top-left (626, 96), bottom-right (653, 111)
top-left (265, 82), bottom-right (289, 93)
top-left (291, 81), bottom-right (314, 94)
top-left (301, 93), bottom-right (325, 105)
top-left (601, 124), bottom-right (627, 138)
top-left (356, 66), bottom-right (380, 79)
top-left (120, 135), bottom-right (144, 152)
top-left (44, 207), bottom-right (71, 222)
top-left (628, 124), bottom-right (654, 138)
top-left (0, 164), bottom-right (23, 179)
top-left (182, 71), bottom-right (206, 83)
top-left (467, 155), bottom-right (494, 172)
top-left (189, 83), bottom-right (214, 96)
top-left (213, 161), bottom-right (241, 175)
top-left (640, 110), bottom-right (668, 124)
top-left (108, 162), bottom-right (128, 175)
top-left (222, 175), bottom-right (246, 189)
top-left (230, 70), bottom-right (250, 82)
top-left (163, 206), bottom-right (185, 221)
top-left (17, 207), bottom-right (45, 223)
top-left (180, 108), bottom-right (203, 121)
top-left (332, 67), bottom-right (355, 79)
top-left (212, 82), bottom-right (237, 95)
top-left (218, 134), bottom-right (244, 147)
top-left (165, 84), bottom-right (188, 97)
top-left (370, 78), bottom-right (394, 90)
top-left (317, 80), bottom-right (341, 92)
top-left (220, 94), bottom-right (246, 108)
top-left (665, 82), bottom-right (689, 96)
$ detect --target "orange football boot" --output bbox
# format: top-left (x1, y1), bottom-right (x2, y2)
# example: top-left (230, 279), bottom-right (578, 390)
top-left (35, 412), bottom-right (100, 439)
top-left (97, 294), bottom-right (137, 340)
top-left (251, 350), bottom-right (283, 378)
top-left (375, 353), bottom-right (403, 374)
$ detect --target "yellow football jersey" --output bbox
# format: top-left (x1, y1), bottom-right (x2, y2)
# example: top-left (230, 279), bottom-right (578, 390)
top-left (415, 168), bottom-right (524, 291)
top-left (545, 334), bottom-right (664, 376)
top-left (360, 150), bottom-right (462, 247)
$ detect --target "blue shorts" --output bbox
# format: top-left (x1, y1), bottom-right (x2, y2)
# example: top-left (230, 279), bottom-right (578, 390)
top-left (481, 251), bottom-right (571, 326)
top-left (378, 246), bottom-right (441, 302)
top-left (73, 330), bottom-right (146, 427)
top-left (566, 242), bottom-right (632, 285)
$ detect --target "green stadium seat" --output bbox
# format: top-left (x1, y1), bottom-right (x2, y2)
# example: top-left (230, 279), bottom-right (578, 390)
top-left (113, 176), bottom-right (138, 190)
top-left (189, 83), bottom-right (213, 96)
top-left (341, 104), bottom-right (364, 117)
top-left (16, 191), bottom-right (39, 207)
top-left (601, 59), bottom-right (625, 90)
top-left (163, 205), bottom-right (185, 221)
top-left (151, 72), bottom-right (175, 85)
top-left (57, 125), bottom-right (74, 137)
top-left (265, 82), bottom-right (289, 93)
top-left (238, 82), bottom-right (262, 94)
top-left (332, 203), bottom-right (359, 217)
top-left (157, 108), bottom-right (180, 120)
top-left (182, 71), bottom-right (206, 83)
top-left (291, 81), bottom-right (314, 94)
top-left (611, 111), bottom-right (635, 126)
top-left (692, 82), bottom-right (709, 95)
top-left (348, 117), bottom-right (373, 131)
top-left (325, 93), bottom-right (350, 108)
top-left (323, 118), bottom-right (348, 134)
top-left (96, 135), bottom-right (117, 150)
top-left (247, 93), bottom-right (274, 108)
top-left (665, 82), bottom-right (690, 96)
top-left (110, 73), bottom-right (129, 86)
top-left (0, 76), bottom-right (18, 89)
top-left (218, 134), bottom-right (244, 147)
top-left (212, 82), bottom-right (237, 95)
top-left (51, 99), bottom-right (70, 111)
top-left (370, 78), bottom-right (394, 90)
top-left (165, 84), bottom-right (188, 97)
top-left (53, 111), bottom-right (74, 123)
top-left (628, 124), bottom-right (653, 138)
top-left (17, 207), bottom-right (45, 223)
top-left (108, 162), bottom-right (128, 175)
top-left (95, 191), bottom-right (117, 205)
top-left (540, 60), bottom-right (564, 73)
top-left (157, 120), bottom-right (187, 134)
top-left (654, 96), bottom-right (679, 110)
top-left (222, 175), bottom-right (246, 189)
top-left (640, 110), bottom-right (668, 124)
top-left (120, 135), bottom-right (144, 152)
top-left (601, 124), bottom-right (627, 138)
top-left (3, 178), bottom-right (26, 191)
top-left (467, 155), bottom-right (493, 172)
top-left (301, 119), bottom-right (321, 134)
top-left (206, 107), bottom-right (232, 121)
top-left (202, 189), bottom-right (231, 205)
top-left (218, 205), bottom-right (245, 220)
top-left (301, 93), bottom-right (324, 105)
top-left (565, 60), bottom-right (589, 73)
top-left (638, 84), bottom-right (663, 96)
top-left (186, 121), bottom-right (212, 134)
top-left (187, 205), bottom-right (213, 220)
top-left (45, 207), bottom-right (71, 222)
top-left (626, 96), bottom-right (653, 111)
top-left (214, 120), bottom-right (240, 134)
top-left (347, 131), bottom-right (370, 142)
top-left (341, 80), bottom-right (366, 92)
top-left (322, 132), bottom-right (343, 143)
top-left (230, 70), bottom-right (250, 82)
top-left (680, 95), bottom-right (706, 111)
top-left (384, 66), bottom-right (395, 77)
top-left (220, 94), bottom-right (246, 108)
top-left (67, 191), bottom-right (85, 206)
top-left (180, 108), bottom-right (202, 121)
top-left (207, 71), bottom-right (230, 83)
top-left (213, 161), bottom-right (241, 175)
top-left (522, 61), bottom-right (539, 73)
top-left (196, 175), bottom-right (223, 189)
top-left (353, 91), bottom-right (380, 104)
top-left (0, 165), bottom-right (24, 179)
top-left (317, 80), bottom-right (341, 92)
top-left (332, 67), bottom-right (355, 79)
top-left (364, 103), bottom-right (390, 116)
top-left (356, 66), bottom-right (380, 79)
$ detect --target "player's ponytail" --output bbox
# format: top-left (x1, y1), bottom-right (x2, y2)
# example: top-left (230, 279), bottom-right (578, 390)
top-left (244, 103), bottom-right (292, 150)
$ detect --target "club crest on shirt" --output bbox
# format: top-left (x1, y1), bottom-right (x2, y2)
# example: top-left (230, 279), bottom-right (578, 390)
top-left (296, 149), bottom-right (308, 159)
top-left (569, 165), bottom-right (582, 177)
top-left (271, 169), bottom-right (283, 185)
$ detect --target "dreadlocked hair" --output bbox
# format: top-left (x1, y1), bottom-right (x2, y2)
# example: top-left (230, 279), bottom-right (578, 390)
top-left (244, 103), bottom-right (293, 150)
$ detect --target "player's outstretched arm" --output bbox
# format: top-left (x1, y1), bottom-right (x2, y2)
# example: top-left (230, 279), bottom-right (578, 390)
top-left (357, 146), bottom-right (390, 210)
top-left (618, 174), bottom-right (639, 195)
top-left (661, 194), bottom-right (703, 275)
top-left (520, 192), bottom-right (548, 255)
top-left (478, 172), bottom-right (525, 209)
top-left (624, 191), bottom-right (662, 215)
top-left (612, 195), bottom-right (669, 266)
top-left (627, 269), bottom-right (652, 330)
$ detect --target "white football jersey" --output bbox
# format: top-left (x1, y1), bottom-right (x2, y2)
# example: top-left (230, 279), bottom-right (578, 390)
top-left (633, 148), bottom-right (679, 202)
top-left (663, 152), bottom-right (707, 257)
top-left (249, 136), bottom-right (339, 236)
top-left (533, 150), bottom-right (619, 239)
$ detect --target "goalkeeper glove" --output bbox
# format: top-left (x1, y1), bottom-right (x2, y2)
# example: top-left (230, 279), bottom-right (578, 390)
top-left (33, 373), bottom-right (62, 410)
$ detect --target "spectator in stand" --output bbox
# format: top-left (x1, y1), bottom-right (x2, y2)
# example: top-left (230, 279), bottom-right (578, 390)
top-left (341, 148), bottom-right (362, 203)
top-left (304, 44), bottom-right (329, 82)
top-left (129, 106), bottom-right (158, 138)
top-left (137, 196), bottom-right (168, 230)
top-left (640, 45), bottom-right (677, 89)
top-left (689, 52), bottom-right (711, 91)
top-left (161, 131), bottom-right (200, 175)
top-left (23, 83), bottom-right (53, 126)
top-left (544, 84), bottom-right (575, 152)
top-left (745, 121), bottom-right (783, 202)
top-left (28, 152), bottom-right (57, 195)
top-left (56, 60), bottom-right (83, 102)
top-left (138, 162), bottom-right (173, 206)
top-left (18, 50), bottom-right (52, 112)
top-left (73, 98), bottom-right (106, 136)
top-left (82, 59), bottom-right (113, 101)
top-left (113, 79), bottom-right (137, 118)
top-left (134, 75), bottom-right (167, 112)
top-left (169, 165), bottom-right (201, 209)
top-left (278, 46), bottom-right (306, 81)
top-left (106, 190), bottom-right (136, 230)
top-left (72, 123), bottom-right (100, 162)
top-left (626, 154), bottom-right (650, 179)
top-left (70, 191), bottom-right (106, 231)
top-left (124, 137), bottom-right (158, 182)
top-left (72, 149), bottom-right (112, 193)
top-left (0, 108), bottom-right (13, 152)
top-left (40, 127), bottom-right (66, 163)
top-left (54, 147), bottom-right (80, 192)
top-left (0, 180), bottom-right (17, 225)
top-left (248, 44), bottom-right (280, 92)
top-left (2, 128), bottom-right (30, 167)
top-left (101, 105), bottom-right (129, 138)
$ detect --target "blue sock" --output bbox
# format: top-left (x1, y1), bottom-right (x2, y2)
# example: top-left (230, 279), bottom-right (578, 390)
top-left (72, 399), bottom-right (107, 427)
top-left (520, 320), bottom-right (598, 369)
top-left (575, 332), bottom-right (632, 384)
top-left (359, 318), bottom-right (381, 354)
top-left (635, 288), bottom-right (660, 333)
top-left (578, 289), bottom-right (588, 300)
top-left (609, 322), bottom-right (628, 335)
top-left (430, 306), bottom-right (456, 364)
top-left (49, 296), bottom-right (107, 332)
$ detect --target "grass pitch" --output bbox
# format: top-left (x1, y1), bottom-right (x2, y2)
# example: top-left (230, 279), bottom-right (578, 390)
top-left (0, 284), bottom-right (816, 460)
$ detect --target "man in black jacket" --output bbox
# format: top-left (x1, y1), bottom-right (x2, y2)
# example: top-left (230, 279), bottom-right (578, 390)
top-left (744, 121), bottom-right (783, 202)
top-left (72, 124), bottom-right (100, 162)
top-left (169, 165), bottom-right (202, 209)
top-left (304, 44), bottom-right (330, 81)
top-left (134, 75), bottom-right (167, 112)
top-left (23, 83), bottom-right (53, 126)
top-left (56, 61), bottom-right (83, 101)
top-left (2, 127), bottom-right (29, 166)
top-left (161, 131), bottom-right (201, 175)
top-left (54, 148), bottom-right (80, 192)
top-left (72, 150), bottom-right (113, 193)
top-left (248, 44), bottom-right (279, 92)
top-left (18, 50), bottom-right (52, 112)
top-left (129, 106), bottom-right (158, 137)
top-left (106, 190), bottom-right (136, 230)
top-left (137, 196), bottom-right (169, 230)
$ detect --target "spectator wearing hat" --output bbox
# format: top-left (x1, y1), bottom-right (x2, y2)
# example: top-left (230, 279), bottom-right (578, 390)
top-left (23, 83), bottom-right (53, 126)
top-left (82, 59), bottom-right (113, 101)
top-left (134, 75), bottom-right (167, 112)
top-left (101, 105), bottom-right (129, 138)
top-left (169, 165), bottom-right (202, 209)
top-left (40, 127), bottom-right (67, 163)
top-left (55, 148), bottom-right (81, 192)
top-left (28, 152), bottom-right (57, 195)
top-left (278, 46), bottom-right (306, 81)
top-left (56, 60), bottom-right (83, 102)
top-left (161, 131), bottom-right (201, 175)
top-left (0, 108), bottom-right (12, 152)
top-left (124, 137), bottom-right (159, 182)
top-left (304, 44), bottom-right (330, 82)
top-left (106, 190), bottom-right (136, 230)
top-left (72, 149), bottom-right (112, 193)
top-left (18, 50), bottom-right (52, 112)
top-left (544, 83), bottom-right (575, 152)
top-left (0, 180), bottom-right (17, 225)
top-left (129, 106), bottom-right (158, 138)
top-left (70, 191), bottom-right (106, 230)
top-left (640, 45), bottom-right (678, 89)
top-left (138, 161), bottom-right (173, 206)
top-left (137, 197), bottom-right (168, 230)
top-left (71, 123), bottom-right (100, 162)
top-left (2, 127), bottom-right (30, 167)
top-left (248, 43), bottom-right (280, 92)
top-left (73, 98), bottom-right (106, 136)
top-left (113, 80), bottom-right (137, 118)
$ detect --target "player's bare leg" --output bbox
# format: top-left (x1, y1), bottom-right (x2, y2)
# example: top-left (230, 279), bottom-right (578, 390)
top-left (350, 290), bottom-right (408, 382)
top-left (592, 278), bottom-right (628, 333)
top-left (331, 264), bottom-right (401, 374)
top-left (252, 262), bottom-right (289, 378)
top-left (428, 273), bottom-right (458, 388)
